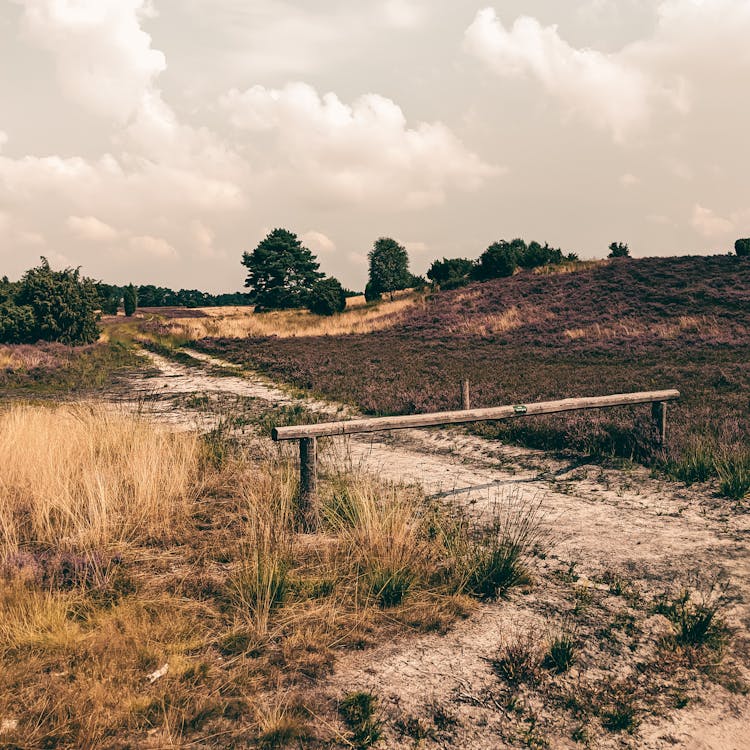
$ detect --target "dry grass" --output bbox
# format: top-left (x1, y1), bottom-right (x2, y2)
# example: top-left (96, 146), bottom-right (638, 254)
top-left (0, 404), bottom-right (199, 557)
top-left (448, 306), bottom-right (555, 337)
top-left (1, 405), bottom-right (542, 747)
top-left (564, 315), bottom-right (724, 341)
top-left (157, 296), bottom-right (422, 340)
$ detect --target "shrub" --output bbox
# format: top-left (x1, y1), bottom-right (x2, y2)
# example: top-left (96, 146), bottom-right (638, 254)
top-left (735, 238), bottom-right (750, 257)
top-left (123, 284), bottom-right (137, 317)
top-left (0, 301), bottom-right (35, 343)
top-left (307, 276), bottom-right (346, 316)
top-left (427, 257), bottom-right (475, 288)
top-left (1, 258), bottom-right (100, 345)
top-left (608, 242), bottom-right (630, 258)
top-left (364, 280), bottom-right (381, 302)
top-left (517, 241), bottom-right (564, 269)
top-left (474, 241), bottom-right (518, 279)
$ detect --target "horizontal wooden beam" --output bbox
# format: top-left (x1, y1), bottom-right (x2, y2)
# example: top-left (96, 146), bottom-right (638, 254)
top-left (272, 389), bottom-right (680, 441)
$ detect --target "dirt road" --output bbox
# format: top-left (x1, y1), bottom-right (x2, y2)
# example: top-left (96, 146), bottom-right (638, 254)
top-left (119, 348), bottom-right (750, 750)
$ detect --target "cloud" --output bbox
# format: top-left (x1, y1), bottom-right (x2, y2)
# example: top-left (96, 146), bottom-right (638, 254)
top-left (15, 0), bottom-right (165, 122)
top-left (129, 235), bottom-right (178, 260)
top-left (620, 173), bottom-right (640, 188)
top-left (0, 131), bottom-right (7, 151)
top-left (691, 204), bottom-right (734, 238)
top-left (66, 215), bottom-right (120, 242)
top-left (464, 2), bottom-right (750, 142)
top-left (221, 82), bottom-right (499, 209)
top-left (302, 230), bottom-right (336, 255)
top-left (464, 8), bottom-right (652, 142)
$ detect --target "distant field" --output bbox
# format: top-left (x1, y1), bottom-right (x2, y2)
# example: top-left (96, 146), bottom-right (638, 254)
top-left (197, 256), bottom-right (750, 494)
top-left (143, 295), bottom-right (421, 340)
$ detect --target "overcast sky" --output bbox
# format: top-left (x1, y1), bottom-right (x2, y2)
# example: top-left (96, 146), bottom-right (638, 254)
top-left (0, 0), bottom-right (748, 292)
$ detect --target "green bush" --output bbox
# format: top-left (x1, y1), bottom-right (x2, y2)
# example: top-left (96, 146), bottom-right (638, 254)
top-left (734, 238), bottom-right (750, 257)
top-left (473, 241), bottom-right (518, 279)
top-left (427, 257), bottom-right (475, 288)
top-left (123, 284), bottom-right (137, 317)
top-left (307, 276), bottom-right (346, 316)
top-left (1, 258), bottom-right (100, 345)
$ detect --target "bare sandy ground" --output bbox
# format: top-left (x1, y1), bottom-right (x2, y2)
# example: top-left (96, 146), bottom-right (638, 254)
top-left (116, 348), bottom-right (750, 749)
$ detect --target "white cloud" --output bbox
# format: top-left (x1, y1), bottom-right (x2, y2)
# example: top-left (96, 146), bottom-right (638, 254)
top-left (15, 0), bottom-right (165, 122)
top-left (129, 235), bottom-right (178, 259)
top-left (464, 8), bottom-right (653, 142)
top-left (221, 82), bottom-right (498, 209)
top-left (302, 230), bottom-right (336, 255)
top-left (620, 173), bottom-right (640, 188)
top-left (465, 2), bottom-right (750, 142)
top-left (0, 131), bottom-right (7, 151)
top-left (66, 215), bottom-right (119, 242)
top-left (691, 204), bottom-right (734, 238)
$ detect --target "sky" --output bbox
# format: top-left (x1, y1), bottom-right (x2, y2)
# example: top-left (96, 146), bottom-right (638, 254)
top-left (0, 0), bottom-right (748, 293)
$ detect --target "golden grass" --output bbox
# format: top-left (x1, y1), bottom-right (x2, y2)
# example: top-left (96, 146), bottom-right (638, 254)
top-left (159, 296), bottom-right (421, 340)
top-left (0, 406), bottom-right (540, 747)
top-left (0, 349), bottom-right (19, 369)
top-left (0, 404), bottom-right (199, 557)
top-left (533, 259), bottom-right (608, 275)
top-left (448, 305), bottom-right (555, 337)
top-left (564, 315), bottom-right (724, 341)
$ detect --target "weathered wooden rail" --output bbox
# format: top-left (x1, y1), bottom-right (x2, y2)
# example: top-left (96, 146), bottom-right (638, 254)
top-left (272, 389), bottom-right (680, 530)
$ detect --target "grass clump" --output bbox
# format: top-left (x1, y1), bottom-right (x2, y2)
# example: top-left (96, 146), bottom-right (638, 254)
top-left (543, 631), bottom-right (577, 674)
top-left (715, 447), bottom-right (750, 501)
top-left (456, 495), bottom-right (543, 601)
top-left (492, 631), bottom-right (544, 686)
top-left (655, 588), bottom-right (730, 659)
top-left (339, 691), bottom-right (383, 749)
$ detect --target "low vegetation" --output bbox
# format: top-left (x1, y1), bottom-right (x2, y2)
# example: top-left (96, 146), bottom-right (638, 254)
top-left (196, 255), bottom-right (750, 499)
top-left (0, 404), bottom-right (543, 747)
top-left (142, 294), bottom-right (421, 340)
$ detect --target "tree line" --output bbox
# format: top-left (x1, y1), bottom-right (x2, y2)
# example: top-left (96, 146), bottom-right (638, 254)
top-left (2, 234), bottom-right (748, 346)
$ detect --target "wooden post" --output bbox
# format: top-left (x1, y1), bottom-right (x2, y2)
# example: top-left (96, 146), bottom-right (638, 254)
top-left (652, 401), bottom-right (667, 447)
top-left (462, 379), bottom-right (471, 410)
top-left (298, 437), bottom-right (318, 531)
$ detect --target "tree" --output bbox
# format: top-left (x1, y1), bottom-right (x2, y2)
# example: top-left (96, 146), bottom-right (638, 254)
top-left (427, 257), bottom-right (475, 289)
top-left (123, 284), bottom-right (138, 317)
top-left (608, 242), bottom-right (630, 258)
top-left (367, 237), bottom-right (411, 300)
top-left (5, 258), bottom-right (100, 345)
top-left (307, 276), bottom-right (347, 316)
top-left (242, 228), bottom-right (323, 310)
top-left (473, 241), bottom-right (518, 279)
top-left (735, 238), bottom-right (750, 257)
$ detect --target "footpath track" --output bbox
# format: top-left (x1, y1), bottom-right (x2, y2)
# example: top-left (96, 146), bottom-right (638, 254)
top-left (119, 348), bottom-right (750, 750)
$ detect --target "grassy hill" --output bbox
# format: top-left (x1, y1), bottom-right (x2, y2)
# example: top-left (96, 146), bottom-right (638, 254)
top-left (198, 255), bottom-right (750, 497)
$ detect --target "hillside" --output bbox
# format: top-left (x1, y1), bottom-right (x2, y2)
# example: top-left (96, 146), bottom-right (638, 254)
top-left (198, 255), bottom-right (750, 489)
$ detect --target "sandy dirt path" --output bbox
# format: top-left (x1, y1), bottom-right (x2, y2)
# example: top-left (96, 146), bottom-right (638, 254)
top-left (118, 348), bottom-right (750, 750)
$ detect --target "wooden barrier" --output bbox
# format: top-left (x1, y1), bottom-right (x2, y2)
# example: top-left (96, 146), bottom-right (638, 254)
top-left (274, 388), bottom-right (680, 530)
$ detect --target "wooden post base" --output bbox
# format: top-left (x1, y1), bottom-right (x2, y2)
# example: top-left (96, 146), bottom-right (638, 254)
top-left (298, 437), bottom-right (318, 531)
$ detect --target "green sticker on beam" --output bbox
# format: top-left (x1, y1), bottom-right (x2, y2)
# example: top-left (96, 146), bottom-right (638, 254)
top-left (513, 405), bottom-right (528, 414)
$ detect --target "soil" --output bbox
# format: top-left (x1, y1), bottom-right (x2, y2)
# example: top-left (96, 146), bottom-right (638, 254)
top-left (110, 348), bottom-right (750, 750)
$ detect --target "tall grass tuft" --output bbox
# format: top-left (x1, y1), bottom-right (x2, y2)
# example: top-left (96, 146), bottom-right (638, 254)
top-left (0, 404), bottom-right (199, 558)
top-left (324, 476), bottom-right (425, 608)
top-left (715, 447), bottom-right (750, 501)
top-left (231, 462), bottom-right (296, 636)
top-left (453, 493), bottom-right (544, 601)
